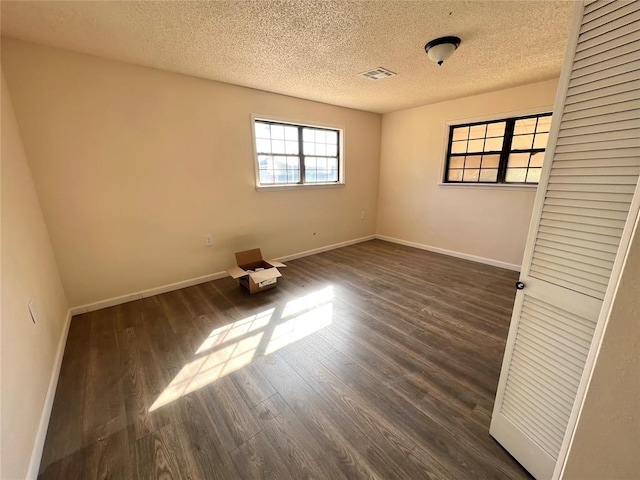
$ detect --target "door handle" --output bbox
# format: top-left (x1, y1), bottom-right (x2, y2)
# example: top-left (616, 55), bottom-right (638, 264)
top-left (515, 281), bottom-right (525, 290)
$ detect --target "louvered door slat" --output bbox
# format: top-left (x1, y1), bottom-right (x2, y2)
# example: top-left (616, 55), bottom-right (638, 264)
top-left (562, 99), bottom-right (640, 121)
top-left (510, 352), bottom-right (578, 405)
top-left (562, 107), bottom-right (640, 129)
top-left (534, 245), bottom-right (615, 270)
top-left (555, 137), bottom-right (640, 153)
top-left (535, 238), bottom-right (617, 262)
top-left (557, 128), bottom-right (640, 144)
top-left (573, 48), bottom-right (640, 81)
top-left (578, 9), bottom-right (640, 45)
top-left (574, 30), bottom-right (640, 61)
top-left (573, 41), bottom-right (640, 72)
top-left (552, 157), bottom-right (640, 169)
top-left (563, 88), bottom-right (640, 113)
top-left (582, 1), bottom-right (639, 29)
top-left (565, 80), bottom-right (639, 107)
top-left (560, 116), bottom-right (640, 136)
top-left (539, 217), bottom-right (624, 236)
top-left (566, 69), bottom-right (640, 96)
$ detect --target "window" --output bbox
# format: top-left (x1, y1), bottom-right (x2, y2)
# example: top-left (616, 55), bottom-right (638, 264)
top-left (444, 112), bottom-right (552, 185)
top-left (253, 119), bottom-right (342, 187)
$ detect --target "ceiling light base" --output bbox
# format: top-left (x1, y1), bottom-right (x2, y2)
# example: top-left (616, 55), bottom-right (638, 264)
top-left (424, 36), bottom-right (461, 66)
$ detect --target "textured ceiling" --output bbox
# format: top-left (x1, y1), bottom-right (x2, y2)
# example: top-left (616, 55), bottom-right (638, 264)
top-left (0, 1), bottom-right (574, 114)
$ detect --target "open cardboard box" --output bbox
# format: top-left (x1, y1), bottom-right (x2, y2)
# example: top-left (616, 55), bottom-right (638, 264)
top-left (226, 248), bottom-right (286, 294)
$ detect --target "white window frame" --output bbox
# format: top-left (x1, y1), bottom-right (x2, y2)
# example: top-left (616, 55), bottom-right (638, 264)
top-left (251, 114), bottom-right (345, 191)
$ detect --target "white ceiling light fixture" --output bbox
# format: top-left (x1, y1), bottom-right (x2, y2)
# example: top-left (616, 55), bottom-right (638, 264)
top-left (424, 36), bottom-right (461, 66)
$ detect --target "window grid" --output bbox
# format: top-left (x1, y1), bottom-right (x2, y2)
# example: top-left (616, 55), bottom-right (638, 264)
top-left (255, 120), bottom-right (340, 186)
top-left (445, 113), bottom-right (552, 185)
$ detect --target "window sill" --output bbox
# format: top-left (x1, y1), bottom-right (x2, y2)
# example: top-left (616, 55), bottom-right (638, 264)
top-left (256, 182), bottom-right (346, 192)
top-left (438, 182), bottom-right (538, 191)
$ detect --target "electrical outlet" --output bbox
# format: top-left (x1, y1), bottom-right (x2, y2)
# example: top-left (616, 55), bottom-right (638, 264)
top-left (28, 299), bottom-right (37, 324)
top-left (205, 234), bottom-right (214, 246)
top-left (360, 210), bottom-right (366, 220)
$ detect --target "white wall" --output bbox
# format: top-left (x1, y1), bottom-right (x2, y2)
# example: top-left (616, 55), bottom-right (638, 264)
top-left (1, 39), bottom-right (381, 308)
top-left (562, 214), bottom-right (640, 479)
top-left (377, 79), bottom-right (559, 268)
top-left (1, 71), bottom-right (69, 479)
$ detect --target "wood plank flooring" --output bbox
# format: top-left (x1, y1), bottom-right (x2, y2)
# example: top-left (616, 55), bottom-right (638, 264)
top-left (39, 239), bottom-right (531, 479)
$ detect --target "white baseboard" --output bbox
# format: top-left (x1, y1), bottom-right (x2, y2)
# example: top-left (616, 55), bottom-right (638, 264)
top-left (26, 309), bottom-right (73, 480)
top-left (69, 271), bottom-right (229, 315)
top-left (275, 235), bottom-right (375, 262)
top-left (69, 235), bottom-right (376, 315)
top-left (375, 235), bottom-right (521, 272)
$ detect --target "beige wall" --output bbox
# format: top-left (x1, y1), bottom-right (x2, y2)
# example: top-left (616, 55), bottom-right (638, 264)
top-left (377, 79), bottom-right (559, 267)
top-left (1, 39), bottom-right (381, 308)
top-left (562, 214), bottom-right (640, 480)
top-left (1, 71), bottom-right (69, 479)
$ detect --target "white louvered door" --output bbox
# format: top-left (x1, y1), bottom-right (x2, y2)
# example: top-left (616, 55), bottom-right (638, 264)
top-left (490, 1), bottom-right (640, 479)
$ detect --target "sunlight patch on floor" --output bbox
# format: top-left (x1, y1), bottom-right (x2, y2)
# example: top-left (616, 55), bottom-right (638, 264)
top-left (150, 286), bottom-right (334, 411)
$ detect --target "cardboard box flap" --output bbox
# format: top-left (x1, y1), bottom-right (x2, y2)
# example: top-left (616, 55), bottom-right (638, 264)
top-left (248, 268), bottom-right (281, 282)
top-left (226, 266), bottom-right (248, 279)
top-left (235, 248), bottom-right (263, 268)
top-left (265, 259), bottom-right (286, 268)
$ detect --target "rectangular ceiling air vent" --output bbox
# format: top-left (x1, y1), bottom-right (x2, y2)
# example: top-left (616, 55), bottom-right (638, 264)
top-left (359, 67), bottom-right (397, 80)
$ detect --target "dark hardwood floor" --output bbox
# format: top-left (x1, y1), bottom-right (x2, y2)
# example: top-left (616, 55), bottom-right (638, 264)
top-left (39, 239), bottom-right (531, 479)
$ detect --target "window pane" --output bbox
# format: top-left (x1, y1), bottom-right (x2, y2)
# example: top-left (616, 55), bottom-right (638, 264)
top-left (463, 169), bottom-right (480, 182)
top-left (259, 170), bottom-right (274, 184)
top-left (508, 153), bottom-right (530, 168)
top-left (271, 125), bottom-right (285, 140)
top-left (327, 144), bottom-right (338, 156)
top-left (529, 151), bottom-right (545, 168)
top-left (255, 122), bottom-right (271, 139)
top-left (303, 128), bottom-right (314, 142)
top-left (317, 157), bottom-right (327, 170)
top-left (451, 141), bottom-right (467, 154)
top-left (449, 156), bottom-right (464, 169)
top-left (452, 126), bottom-right (469, 141)
top-left (512, 134), bottom-right (534, 150)
top-left (481, 154), bottom-right (500, 168)
top-left (505, 168), bottom-right (527, 183)
top-left (258, 155), bottom-right (273, 170)
top-left (327, 158), bottom-right (338, 169)
top-left (316, 143), bottom-right (327, 156)
top-left (536, 116), bottom-right (552, 133)
top-left (469, 124), bottom-right (486, 139)
top-left (487, 122), bottom-right (506, 137)
top-left (256, 139), bottom-right (271, 153)
top-left (484, 137), bottom-right (503, 151)
top-left (274, 157), bottom-right (287, 169)
top-left (272, 140), bottom-right (285, 154)
top-left (526, 168), bottom-right (542, 183)
top-left (315, 130), bottom-right (326, 143)
top-left (274, 170), bottom-right (288, 182)
top-left (514, 118), bottom-right (536, 134)
top-left (479, 169), bottom-right (498, 182)
top-left (533, 132), bottom-right (549, 149)
top-left (328, 169), bottom-right (338, 181)
top-left (448, 169), bottom-right (463, 181)
top-left (465, 155), bottom-right (481, 169)
top-left (467, 139), bottom-right (484, 153)
top-left (285, 141), bottom-right (299, 154)
top-left (305, 157), bottom-right (317, 169)
top-left (284, 126), bottom-right (298, 141)
top-left (305, 170), bottom-right (317, 182)
top-left (326, 131), bottom-right (338, 144)
top-left (287, 170), bottom-right (300, 183)
top-left (303, 142), bottom-right (315, 155)
top-left (286, 156), bottom-right (299, 169)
